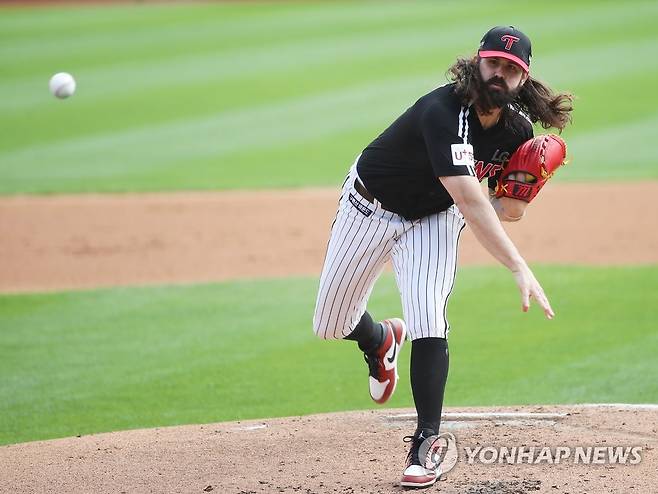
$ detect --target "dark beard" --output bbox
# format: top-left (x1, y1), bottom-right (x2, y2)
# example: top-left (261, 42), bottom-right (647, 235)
top-left (473, 69), bottom-right (520, 115)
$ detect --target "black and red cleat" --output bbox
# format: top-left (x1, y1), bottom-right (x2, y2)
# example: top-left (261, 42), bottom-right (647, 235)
top-left (364, 318), bottom-right (406, 404)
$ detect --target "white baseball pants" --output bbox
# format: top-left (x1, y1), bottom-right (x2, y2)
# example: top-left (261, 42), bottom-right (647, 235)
top-left (313, 162), bottom-right (466, 341)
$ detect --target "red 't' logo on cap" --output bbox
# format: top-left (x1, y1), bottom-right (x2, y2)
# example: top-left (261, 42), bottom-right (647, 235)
top-left (501, 35), bottom-right (520, 50)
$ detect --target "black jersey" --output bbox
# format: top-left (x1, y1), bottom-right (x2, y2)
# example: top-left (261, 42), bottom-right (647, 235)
top-left (357, 83), bottom-right (533, 220)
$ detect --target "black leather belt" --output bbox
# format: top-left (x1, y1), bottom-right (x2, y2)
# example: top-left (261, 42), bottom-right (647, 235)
top-left (354, 178), bottom-right (377, 203)
top-left (354, 178), bottom-right (393, 212)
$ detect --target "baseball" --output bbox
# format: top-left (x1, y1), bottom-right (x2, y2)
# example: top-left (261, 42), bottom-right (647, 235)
top-left (49, 72), bottom-right (76, 99)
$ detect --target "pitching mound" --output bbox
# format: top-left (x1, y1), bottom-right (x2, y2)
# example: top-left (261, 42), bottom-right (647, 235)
top-left (1, 405), bottom-right (656, 493)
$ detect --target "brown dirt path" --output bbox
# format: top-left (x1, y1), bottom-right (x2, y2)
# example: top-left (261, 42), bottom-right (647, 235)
top-left (0, 405), bottom-right (656, 494)
top-left (1, 182), bottom-right (657, 294)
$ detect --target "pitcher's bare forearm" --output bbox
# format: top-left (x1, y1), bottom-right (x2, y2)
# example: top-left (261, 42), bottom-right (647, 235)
top-left (440, 174), bottom-right (554, 318)
top-left (442, 176), bottom-right (525, 270)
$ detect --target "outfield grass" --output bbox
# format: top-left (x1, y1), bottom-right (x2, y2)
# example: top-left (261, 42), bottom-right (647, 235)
top-left (1, 0), bottom-right (658, 194)
top-left (1, 265), bottom-right (656, 446)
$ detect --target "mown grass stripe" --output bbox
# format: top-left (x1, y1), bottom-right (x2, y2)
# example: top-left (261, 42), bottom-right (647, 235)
top-left (2, 66), bottom-right (657, 190)
top-left (558, 114), bottom-right (658, 180)
top-left (0, 75), bottom-right (437, 184)
top-left (4, 33), bottom-right (658, 148)
top-left (3, 2), bottom-right (657, 101)
top-left (0, 2), bottom-right (454, 62)
top-left (4, 40), bottom-right (658, 173)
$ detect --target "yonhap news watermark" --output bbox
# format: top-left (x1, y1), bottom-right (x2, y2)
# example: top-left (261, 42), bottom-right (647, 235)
top-left (420, 433), bottom-right (643, 474)
top-left (463, 445), bottom-right (643, 466)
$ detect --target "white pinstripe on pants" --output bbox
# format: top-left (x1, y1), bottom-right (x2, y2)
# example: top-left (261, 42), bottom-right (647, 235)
top-left (313, 161), bottom-right (465, 341)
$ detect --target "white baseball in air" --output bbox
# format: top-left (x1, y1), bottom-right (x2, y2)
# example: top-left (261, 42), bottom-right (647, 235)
top-left (49, 72), bottom-right (76, 99)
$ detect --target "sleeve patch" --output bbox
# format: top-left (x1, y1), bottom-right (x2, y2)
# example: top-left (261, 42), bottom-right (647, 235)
top-left (451, 143), bottom-right (475, 176)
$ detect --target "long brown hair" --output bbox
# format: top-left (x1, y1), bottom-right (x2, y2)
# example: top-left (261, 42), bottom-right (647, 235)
top-left (447, 56), bottom-right (574, 131)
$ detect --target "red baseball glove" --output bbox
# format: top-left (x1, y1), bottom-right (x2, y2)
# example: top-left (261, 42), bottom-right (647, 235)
top-left (494, 134), bottom-right (567, 203)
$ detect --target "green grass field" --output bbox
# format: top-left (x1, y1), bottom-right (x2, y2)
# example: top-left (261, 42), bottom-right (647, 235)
top-left (1, 0), bottom-right (658, 193)
top-left (1, 266), bottom-right (657, 446)
top-left (1, 1), bottom-right (657, 446)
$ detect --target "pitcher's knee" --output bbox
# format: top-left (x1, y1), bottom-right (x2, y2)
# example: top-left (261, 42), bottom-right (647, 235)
top-left (312, 315), bottom-right (333, 339)
top-left (312, 314), bottom-right (351, 340)
top-left (405, 321), bottom-right (449, 341)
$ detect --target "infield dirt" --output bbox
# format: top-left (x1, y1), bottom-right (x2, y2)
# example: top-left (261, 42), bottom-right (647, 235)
top-left (1, 182), bottom-right (657, 293)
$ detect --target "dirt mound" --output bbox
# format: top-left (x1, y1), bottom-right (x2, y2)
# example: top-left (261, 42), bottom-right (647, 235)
top-left (1, 182), bottom-right (657, 293)
top-left (0, 405), bottom-right (656, 493)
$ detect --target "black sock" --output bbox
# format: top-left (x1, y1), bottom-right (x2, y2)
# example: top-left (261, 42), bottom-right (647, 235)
top-left (344, 311), bottom-right (385, 354)
top-left (410, 337), bottom-right (449, 435)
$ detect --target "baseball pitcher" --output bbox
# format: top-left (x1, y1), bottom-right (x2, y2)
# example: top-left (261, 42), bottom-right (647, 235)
top-left (313, 26), bottom-right (573, 488)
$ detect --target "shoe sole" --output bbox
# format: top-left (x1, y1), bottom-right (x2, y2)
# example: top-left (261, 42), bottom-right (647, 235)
top-left (400, 476), bottom-right (437, 488)
top-left (400, 468), bottom-right (439, 488)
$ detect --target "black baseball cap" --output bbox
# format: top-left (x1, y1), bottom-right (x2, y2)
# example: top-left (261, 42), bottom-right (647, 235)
top-left (478, 26), bottom-right (532, 73)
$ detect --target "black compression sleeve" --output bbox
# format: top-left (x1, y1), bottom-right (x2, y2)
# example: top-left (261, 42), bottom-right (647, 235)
top-left (410, 337), bottom-right (449, 435)
top-left (344, 311), bottom-right (385, 354)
